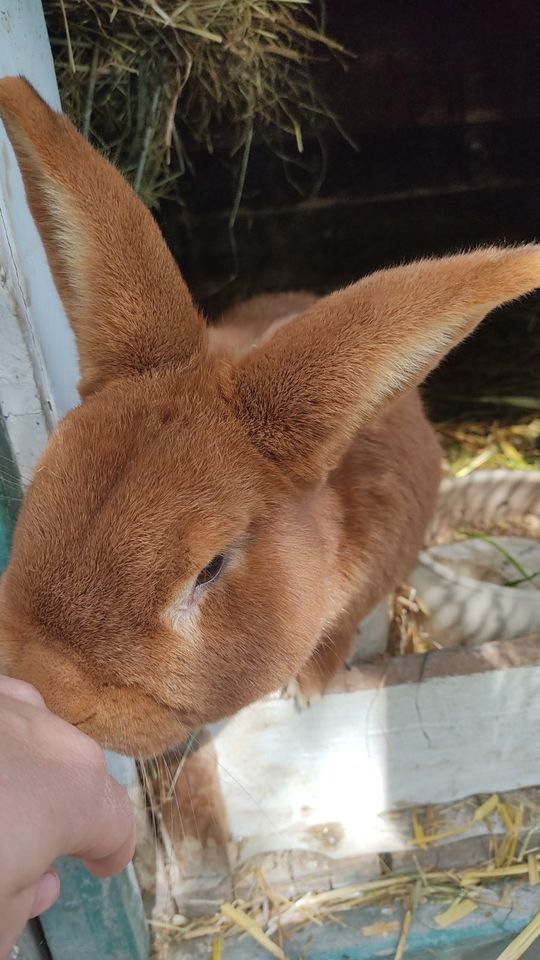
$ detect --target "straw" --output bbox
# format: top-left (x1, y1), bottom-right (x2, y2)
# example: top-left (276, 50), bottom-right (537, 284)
top-left (220, 903), bottom-right (287, 959)
top-left (42, 0), bottom-right (346, 206)
top-left (434, 898), bottom-right (478, 928)
top-left (494, 912), bottom-right (540, 960)
top-left (435, 416), bottom-right (540, 478)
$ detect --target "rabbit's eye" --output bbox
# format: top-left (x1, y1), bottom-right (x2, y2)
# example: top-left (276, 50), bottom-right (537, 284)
top-left (195, 554), bottom-right (225, 587)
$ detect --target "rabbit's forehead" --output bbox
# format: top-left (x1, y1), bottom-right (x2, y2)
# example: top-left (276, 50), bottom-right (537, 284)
top-left (28, 407), bottom-right (258, 549)
top-left (7, 376), bottom-right (267, 622)
top-left (4, 476), bottom-right (249, 667)
top-left (39, 374), bottom-right (260, 510)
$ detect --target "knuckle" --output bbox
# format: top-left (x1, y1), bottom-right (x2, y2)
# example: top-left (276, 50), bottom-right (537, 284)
top-left (0, 675), bottom-right (45, 706)
top-left (78, 731), bottom-right (107, 775)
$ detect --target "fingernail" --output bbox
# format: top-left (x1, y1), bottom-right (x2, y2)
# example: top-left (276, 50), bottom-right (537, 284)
top-left (30, 869), bottom-right (60, 917)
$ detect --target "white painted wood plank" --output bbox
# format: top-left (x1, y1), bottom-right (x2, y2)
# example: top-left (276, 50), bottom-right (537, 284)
top-left (0, 228), bottom-right (49, 480)
top-left (211, 660), bottom-right (540, 864)
top-left (0, 0), bottom-right (75, 481)
top-left (0, 0), bottom-right (79, 423)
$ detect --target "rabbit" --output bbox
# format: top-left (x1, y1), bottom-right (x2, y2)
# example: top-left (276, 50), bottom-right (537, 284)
top-left (0, 77), bottom-right (539, 758)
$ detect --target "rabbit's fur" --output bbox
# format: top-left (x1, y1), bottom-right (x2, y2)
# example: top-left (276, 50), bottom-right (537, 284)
top-left (0, 78), bottom-right (539, 756)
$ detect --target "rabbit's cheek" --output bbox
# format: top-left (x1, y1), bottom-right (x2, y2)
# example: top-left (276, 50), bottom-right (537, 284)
top-left (78, 692), bottom-right (194, 757)
top-left (163, 586), bottom-right (198, 633)
top-left (164, 609), bottom-right (202, 658)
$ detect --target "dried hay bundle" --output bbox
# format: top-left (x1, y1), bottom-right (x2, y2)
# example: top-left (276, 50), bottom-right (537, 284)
top-left (43, 0), bottom-right (344, 206)
top-left (388, 583), bottom-right (434, 656)
top-left (435, 415), bottom-right (540, 478)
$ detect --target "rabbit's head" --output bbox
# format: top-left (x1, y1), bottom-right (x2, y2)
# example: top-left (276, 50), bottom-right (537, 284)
top-left (0, 78), bottom-right (539, 756)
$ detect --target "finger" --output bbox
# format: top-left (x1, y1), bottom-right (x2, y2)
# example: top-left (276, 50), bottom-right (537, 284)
top-left (72, 773), bottom-right (135, 874)
top-left (29, 869), bottom-right (60, 917)
top-left (81, 825), bottom-right (135, 878)
top-left (0, 676), bottom-right (46, 708)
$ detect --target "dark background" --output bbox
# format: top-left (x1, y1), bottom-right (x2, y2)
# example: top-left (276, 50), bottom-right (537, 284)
top-left (155, 0), bottom-right (540, 419)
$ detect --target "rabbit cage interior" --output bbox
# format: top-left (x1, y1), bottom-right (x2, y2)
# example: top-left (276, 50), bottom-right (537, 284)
top-left (11, 0), bottom-right (540, 957)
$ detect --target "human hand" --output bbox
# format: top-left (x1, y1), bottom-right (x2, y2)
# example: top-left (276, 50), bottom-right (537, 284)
top-left (0, 676), bottom-right (134, 958)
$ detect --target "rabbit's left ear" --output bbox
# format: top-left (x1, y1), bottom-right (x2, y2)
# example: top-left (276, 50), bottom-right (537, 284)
top-left (0, 77), bottom-right (206, 396)
top-left (231, 246), bottom-right (540, 485)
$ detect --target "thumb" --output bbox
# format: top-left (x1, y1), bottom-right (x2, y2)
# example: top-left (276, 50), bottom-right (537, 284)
top-left (70, 765), bottom-right (135, 877)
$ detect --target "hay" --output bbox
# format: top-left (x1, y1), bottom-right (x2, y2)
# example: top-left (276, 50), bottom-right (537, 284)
top-left (435, 415), bottom-right (540, 478)
top-left (495, 913), bottom-right (540, 960)
top-left (148, 794), bottom-right (540, 958)
top-left (388, 583), bottom-right (435, 656)
top-left (43, 0), bottom-right (344, 206)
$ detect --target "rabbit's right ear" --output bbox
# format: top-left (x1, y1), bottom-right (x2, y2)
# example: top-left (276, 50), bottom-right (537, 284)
top-left (231, 246), bottom-right (540, 485)
top-left (0, 77), bottom-right (205, 395)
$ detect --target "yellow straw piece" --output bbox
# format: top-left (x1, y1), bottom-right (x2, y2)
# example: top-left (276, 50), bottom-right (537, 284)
top-left (494, 912), bottom-right (540, 960)
top-left (528, 854), bottom-right (540, 886)
top-left (474, 795), bottom-right (500, 822)
top-left (518, 826), bottom-right (536, 863)
top-left (412, 810), bottom-right (427, 849)
top-left (499, 440), bottom-right (522, 461)
top-left (220, 904), bottom-right (287, 960)
top-left (461, 861), bottom-right (538, 885)
top-left (361, 920), bottom-right (400, 937)
top-left (411, 823), bottom-right (475, 846)
top-left (306, 874), bottom-right (436, 904)
top-left (434, 898), bottom-right (478, 928)
top-left (455, 447), bottom-right (495, 477)
top-left (504, 806), bottom-right (523, 866)
top-left (210, 939), bottom-right (223, 960)
top-left (499, 802), bottom-right (515, 834)
top-left (395, 908), bottom-right (412, 960)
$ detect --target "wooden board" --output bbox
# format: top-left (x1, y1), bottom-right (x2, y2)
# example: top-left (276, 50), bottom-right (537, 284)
top-left (150, 635), bottom-right (540, 910)
top-left (212, 636), bottom-right (540, 866)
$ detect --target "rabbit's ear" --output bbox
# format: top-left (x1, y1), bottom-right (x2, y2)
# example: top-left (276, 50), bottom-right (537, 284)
top-left (0, 77), bottom-right (205, 395)
top-left (232, 246), bottom-right (540, 484)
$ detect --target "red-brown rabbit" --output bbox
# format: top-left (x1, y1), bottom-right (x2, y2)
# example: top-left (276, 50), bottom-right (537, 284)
top-left (0, 78), bottom-right (539, 756)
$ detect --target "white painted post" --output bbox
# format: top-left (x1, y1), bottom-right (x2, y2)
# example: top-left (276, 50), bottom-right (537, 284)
top-left (0, 1), bottom-right (79, 463)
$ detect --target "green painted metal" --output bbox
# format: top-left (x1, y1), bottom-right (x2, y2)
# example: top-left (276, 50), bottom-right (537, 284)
top-left (40, 860), bottom-right (149, 960)
top-left (8, 920), bottom-right (51, 960)
top-left (0, 421), bottom-right (149, 959)
top-left (0, 419), bottom-right (22, 572)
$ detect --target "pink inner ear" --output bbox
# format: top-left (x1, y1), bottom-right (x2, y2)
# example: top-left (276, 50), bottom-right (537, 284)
top-left (259, 312), bottom-right (301, 346)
